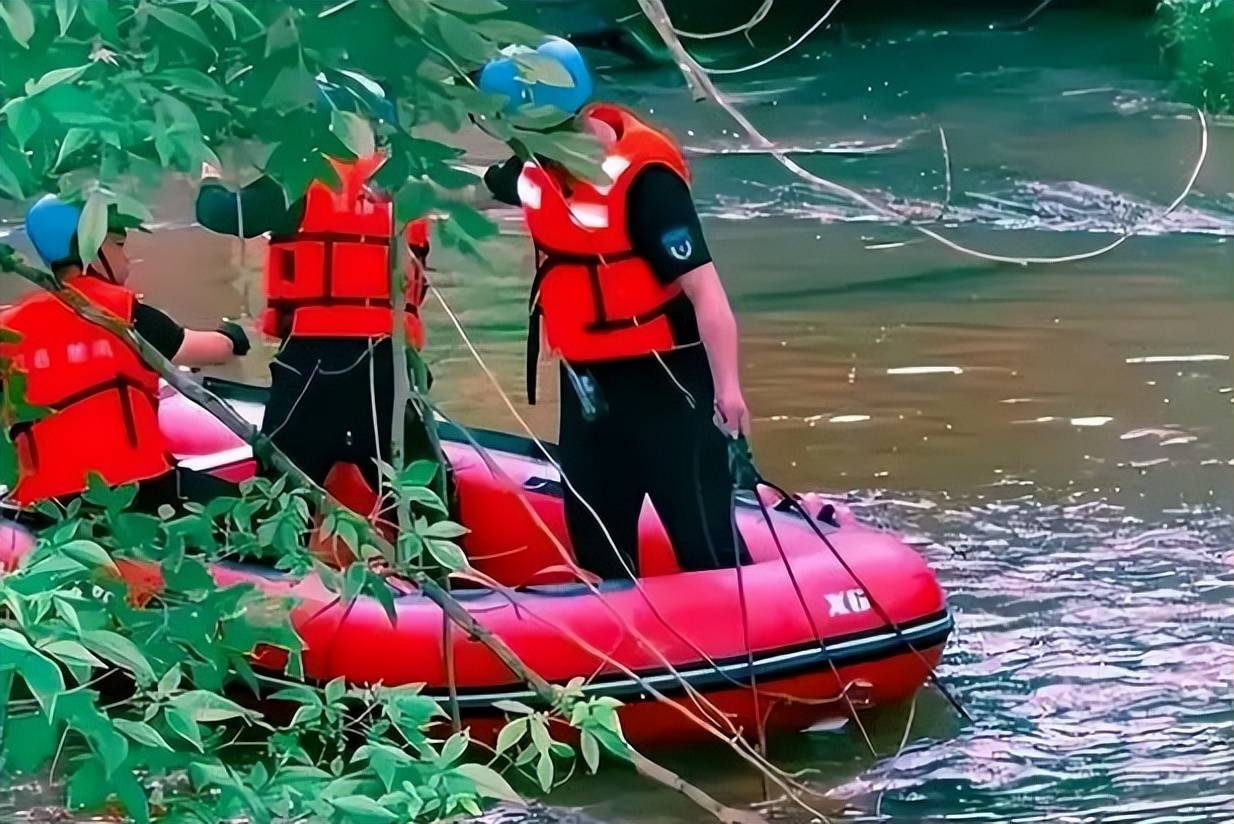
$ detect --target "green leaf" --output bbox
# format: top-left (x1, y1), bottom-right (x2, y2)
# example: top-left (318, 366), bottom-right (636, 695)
top-left (76, 191), bottom-right (109, 266)
top-left (421, 520), bottom-right (468, 539)
top-left (388, 0), bottom-right (430, 33)
top-left (3, 97), bottom-right (40, 151)
top-left (529, 716), bottom-right (551, 754)
top-left (157, 67), bottom-right (229, 100)
top-left (536, 750), bottom-right (554, 792)
top-left (81, 629), bottom-right (155, 684)
top-left (112, 768), bottom-right (150, 824)
top-left (371, 576), bottom-right (398, 626)
top-left (439, 730), bottom-right (468, 765)
top-left (54, 127), bottom-right (93, 170)
top-left (1, 710), bottom-right (58, 773)
top-left (59, 539), bottom-right (117, 573)
top-left (453, 763), bottom-right (522, 803)
top-left (215, 0), bottom-right (261, 34)
top-left (581, 730), bottom-right (600, 773)
top-left (402, 485), bottom-right (448, 514)
top-left (494, 717), bottom-right (526, 754)
top-left (157, 665), bottom-right (182, 697)
top-left (330, 110), bottom-right (375, 158)
top-left (331, 795), bottom-right (398, 823)
top-left (434, 12), bottom-right (494, 64)
top-left (0, 629), bottom-right (64, 714)
top-left (41, 639), bottom-right (104, 669)
top-left (0, 0), bottom-right (34, 48)
top-left (394, 180), bottom-right (435, 222)
top-left (340, 562), bottom-right (367, 603)
top-left (474, 17), bottom-right (546, 46)
top-left (80, 0), bottom-right (116, 40)
top-left (264, 7), bottom-right (298, 54)
top-left (324, 676), bottom-right (346, 705)
top-left (513, 52), bottom-right (576, 88)
top-left (147, 6), bottom-right (214, 52)
top-left (26, 65), bottom-right (91, 97)
top-left (431, 0), bottom-right (505, 13)
top-left (114, 718), bottom-right (173, 751)
top-left (55, 0), bottom-right (79, 34)
top-left (445, 201), bottom-right (497, 241)
top-left (168, 689), bottom-right (255, 723)
top-left (492, 699), bottom-right (533, 715)
top-left (426, 538), bottom-right (466, 572)
top-left (54, 691), bottom-right (128, 777)
top-left (66, 757), bottom-right (108, 810)
top-left (164, 705), bottom-right (203, 751)
top-left (426, 162), bottom-right (477, 189)
top-left (0, 155), bottom-right (23, 199)
top-left (263, 63), bottom-right (318, 112)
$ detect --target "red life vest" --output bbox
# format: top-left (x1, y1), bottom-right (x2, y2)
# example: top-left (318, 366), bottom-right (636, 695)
top-left (262, 153), bottom-right (428, 347)
top-left (0, 276), bottom-right (169, 504)
top-left (518, 104), bottom-right (695, 402)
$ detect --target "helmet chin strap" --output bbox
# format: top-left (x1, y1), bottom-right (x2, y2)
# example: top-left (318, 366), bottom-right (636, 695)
top-left (89, 248), bottom-right (119, 284)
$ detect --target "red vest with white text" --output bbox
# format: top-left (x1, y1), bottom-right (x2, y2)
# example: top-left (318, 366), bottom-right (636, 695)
top-left (0, 276), bottom-right (168, 504)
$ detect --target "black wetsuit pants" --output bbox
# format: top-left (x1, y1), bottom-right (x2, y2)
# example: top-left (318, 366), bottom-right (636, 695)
top-left (558, 345), bottom-right (749, 579)
top-left (261, 337), bottom-right (445, 498)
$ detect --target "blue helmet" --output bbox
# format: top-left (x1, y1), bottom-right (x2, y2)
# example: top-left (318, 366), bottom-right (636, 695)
top-left (25, 194), bottom-right (82, 267)
top-left (479, 37), bottom-right (593, 124)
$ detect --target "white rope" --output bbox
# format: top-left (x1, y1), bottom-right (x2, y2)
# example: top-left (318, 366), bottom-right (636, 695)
top-left (636, 0), bottom-right (1211, 267)
top-left (698, 0), bottom-right (844, 76)
top-left (675, 0), bottom-right (773, 40)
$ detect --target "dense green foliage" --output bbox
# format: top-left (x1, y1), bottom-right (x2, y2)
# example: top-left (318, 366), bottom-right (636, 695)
top-left (1157, 0), bottom-right (1234, 113)
top-left (0, 476), bottom-right (628, 821)
top-left (0, 2), bottom-right (623, 821)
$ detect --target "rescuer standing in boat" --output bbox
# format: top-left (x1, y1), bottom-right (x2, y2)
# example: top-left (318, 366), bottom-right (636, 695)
top-left (0, 196), bottom-right (249, 509)
top-left (479, 39), bottom-right (751, 578)
top-left (195, 83), bottom-right (445, 506)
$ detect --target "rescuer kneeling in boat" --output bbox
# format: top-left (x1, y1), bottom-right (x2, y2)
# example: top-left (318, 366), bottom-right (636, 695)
top-left (195, 82), bottom-right (445, 507)
top-left (0, 196), bottom-right (249, 510)
top-left (480, 39), bottom-right (752, 578)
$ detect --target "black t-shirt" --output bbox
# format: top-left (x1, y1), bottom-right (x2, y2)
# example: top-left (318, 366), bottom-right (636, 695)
top-left (195, 175), bottom-right (303, 239)
top-left (485, 157), bottom-right (711, 341)
top-left (132, 303), bottom-right (185, 360)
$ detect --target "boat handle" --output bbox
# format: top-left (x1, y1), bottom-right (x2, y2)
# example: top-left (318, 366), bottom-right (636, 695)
top-left (522, 476), bottom-right (564, 497)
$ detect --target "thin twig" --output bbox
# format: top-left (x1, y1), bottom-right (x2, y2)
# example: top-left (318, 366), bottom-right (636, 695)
top-left (635, 0), bottom-right (1211, 266)
top-left (412, 573), bottom-right (766, 824)
top-left (0, 252), bottom-right (760, 824)
top-left (696, 1), bottom-right (844, 76)
top-left (673, 0), bottom-right (774, 40)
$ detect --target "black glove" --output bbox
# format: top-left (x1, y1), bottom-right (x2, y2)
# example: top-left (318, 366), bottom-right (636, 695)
top-left (216, 320), bottom-right (251, 356)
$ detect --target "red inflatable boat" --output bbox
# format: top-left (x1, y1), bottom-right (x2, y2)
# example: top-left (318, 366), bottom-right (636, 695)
top-left (3, 379), bottom-right (953, 746)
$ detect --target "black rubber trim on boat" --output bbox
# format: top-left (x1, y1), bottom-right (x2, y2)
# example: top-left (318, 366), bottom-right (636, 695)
top-left (427, 609), bottom-right (954, 710)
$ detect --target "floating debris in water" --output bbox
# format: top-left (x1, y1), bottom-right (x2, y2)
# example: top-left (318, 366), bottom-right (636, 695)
top-left (1125, 354), bottom-right (1230, 364)
top-left (1070, 416), bottom-right (1114, 427)
top-left (830, 414), bottom-right (872, 423)
top-left (886, 366), bottom-right (964, 375)
top-left (1121, 427), bottom-right (1183, 441)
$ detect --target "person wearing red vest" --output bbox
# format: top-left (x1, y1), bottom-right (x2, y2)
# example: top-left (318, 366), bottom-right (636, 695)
top-left (196, 154), bottom-right (442, 500)
top-left (1, 196), bottom-right (249, 508)
top-left (481, 41), bottom-right (752, 578)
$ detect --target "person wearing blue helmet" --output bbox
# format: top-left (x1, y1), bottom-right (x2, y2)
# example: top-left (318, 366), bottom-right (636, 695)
top-left (0, 196), bottom-right (249, 509)
top-left (479, 39), bottom-right (752, 579)
top-left (194, 74), bottom-right (448, 513)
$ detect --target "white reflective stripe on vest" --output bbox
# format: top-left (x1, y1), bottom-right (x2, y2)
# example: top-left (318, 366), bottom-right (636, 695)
top-left (517, 174), bottom-right (542, 210)
top-left (567, 202), bottom-right (609, 229)
top-left (601, 154), bottom-right (631, 182)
